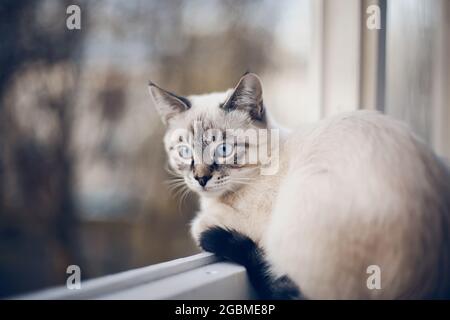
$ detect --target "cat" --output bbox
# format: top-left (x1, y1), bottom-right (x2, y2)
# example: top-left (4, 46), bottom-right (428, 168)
top-left (148, 72), bottom-right (450, 299)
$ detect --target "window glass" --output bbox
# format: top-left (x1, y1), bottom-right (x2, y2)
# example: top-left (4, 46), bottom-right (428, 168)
top-left (0, 0), bottom-right (315, 296)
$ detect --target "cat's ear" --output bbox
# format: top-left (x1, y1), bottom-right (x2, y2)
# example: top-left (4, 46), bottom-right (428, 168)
top-left (221, 72), bottom-right (265, 121)
top-left (148, 81), bottom-right (191, 125)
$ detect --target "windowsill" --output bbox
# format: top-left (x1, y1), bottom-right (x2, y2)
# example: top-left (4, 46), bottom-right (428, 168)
top-left (17, 253), bottom-right (256, 300)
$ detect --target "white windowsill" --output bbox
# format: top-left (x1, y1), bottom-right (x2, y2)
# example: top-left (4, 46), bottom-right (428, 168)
top-left (16, 253), bottom-right (256, 300)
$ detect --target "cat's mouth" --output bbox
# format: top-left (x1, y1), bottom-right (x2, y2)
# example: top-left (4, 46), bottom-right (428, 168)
top-left (187, 178), bottom-right (230, 196)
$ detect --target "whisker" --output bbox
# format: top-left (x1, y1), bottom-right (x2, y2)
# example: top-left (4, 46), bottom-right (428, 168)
top-left (165, 179), bottom-right (185, 186)
top-left (178, 186), bottom-right (193, 213)
top-left (230, 178), bottom-right (257, 184)
top-left (231, 175), bottom-right (257, 179)
top-left (164, 164), bottom-right (184, 178)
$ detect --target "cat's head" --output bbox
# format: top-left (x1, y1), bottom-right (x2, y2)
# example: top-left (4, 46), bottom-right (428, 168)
top-left (149, 73), bottom-right (270, 198)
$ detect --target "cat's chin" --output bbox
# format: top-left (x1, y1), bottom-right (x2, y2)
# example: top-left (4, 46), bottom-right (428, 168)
top-left (192, 185), bottom-right (228, 198)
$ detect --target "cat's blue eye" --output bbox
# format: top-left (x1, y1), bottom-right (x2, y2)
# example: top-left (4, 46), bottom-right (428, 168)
top-left (177, 145), bottom-right (192, 159)
top-left (215, 143), bottom-right (234, 158)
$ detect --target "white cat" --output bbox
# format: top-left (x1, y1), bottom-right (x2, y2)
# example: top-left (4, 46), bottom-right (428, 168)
top-left (149, 73), bottom-right (450, 299)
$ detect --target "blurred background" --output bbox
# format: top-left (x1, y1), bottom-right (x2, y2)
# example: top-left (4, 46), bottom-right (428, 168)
top-left (0, 0), bottom-right (449, 297)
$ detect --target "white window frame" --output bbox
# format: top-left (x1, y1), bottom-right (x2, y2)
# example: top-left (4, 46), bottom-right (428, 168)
top-left (17, 253), bottom-right (256, 299)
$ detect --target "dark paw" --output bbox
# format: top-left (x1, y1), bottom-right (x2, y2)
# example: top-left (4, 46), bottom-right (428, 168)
top-left (199, 227), bottom-right (302, 300)
top-left (199, 227), bottom-right (256, 266)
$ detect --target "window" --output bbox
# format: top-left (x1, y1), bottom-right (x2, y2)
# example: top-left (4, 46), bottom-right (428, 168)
top-left (1, 0), bottom-right (449, 298)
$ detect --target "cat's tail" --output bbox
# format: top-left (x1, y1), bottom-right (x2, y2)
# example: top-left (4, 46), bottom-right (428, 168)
top-left (199, 227), bottom-right (302, 300)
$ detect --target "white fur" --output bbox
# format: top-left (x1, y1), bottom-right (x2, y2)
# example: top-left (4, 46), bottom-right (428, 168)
top-left (192, 108), bottom-right (450, 299)
top-left (266, 111), bottom-right (450, 299)
top-left (152, 82), bottom-right (450, 299)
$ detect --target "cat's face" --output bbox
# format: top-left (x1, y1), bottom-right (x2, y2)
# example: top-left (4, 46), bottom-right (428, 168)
top-left (149, 73), bottom-right (268, 198)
